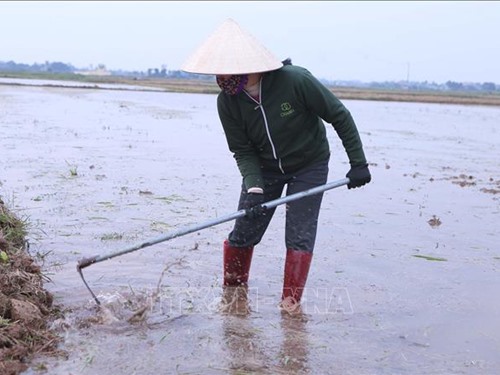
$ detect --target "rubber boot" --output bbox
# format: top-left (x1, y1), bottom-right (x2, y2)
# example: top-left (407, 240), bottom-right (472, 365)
top-left (281, 249), bottom-right (313, 313)
top-left (223, 240), bottom-right (254, 286)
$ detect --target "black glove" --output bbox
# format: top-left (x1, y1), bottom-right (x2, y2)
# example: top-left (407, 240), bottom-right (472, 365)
top-left (243, 193), bottom-right (266, 219)
top-left (346, 164), bottom-right (371, 189)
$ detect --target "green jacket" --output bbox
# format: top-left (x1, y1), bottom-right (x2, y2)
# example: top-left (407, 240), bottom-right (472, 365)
top-left (217, 64), bottom-right (367, 190)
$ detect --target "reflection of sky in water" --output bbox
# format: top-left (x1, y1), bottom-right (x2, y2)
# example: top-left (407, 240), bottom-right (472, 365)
top-left (0, 77), bottom-right (164, 91)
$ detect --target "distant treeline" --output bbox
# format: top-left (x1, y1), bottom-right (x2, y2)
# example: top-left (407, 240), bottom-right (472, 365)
top-left (1, 60), bottom-right (498, 93)
top-left (0, 60), bottom-right (75, 73)
top-left (327, 78), bottom-right (499, 94)
top-left (0, 60), bottom-right (210, 81)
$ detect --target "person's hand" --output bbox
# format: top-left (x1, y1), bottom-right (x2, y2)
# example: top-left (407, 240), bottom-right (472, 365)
top-left (244, 192), bottom-right (266, 219)
top-left (346, 164), bottom-right (371, 189)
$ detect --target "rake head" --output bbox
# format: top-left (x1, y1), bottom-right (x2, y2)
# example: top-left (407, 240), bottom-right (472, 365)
top-left (77, 256), bottom-right (101, 305)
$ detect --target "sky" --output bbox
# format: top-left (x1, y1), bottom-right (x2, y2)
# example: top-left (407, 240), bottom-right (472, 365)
top-left (1, 1), bottom-right (499, 84)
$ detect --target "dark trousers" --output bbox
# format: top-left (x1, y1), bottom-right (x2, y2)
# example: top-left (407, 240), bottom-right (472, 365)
top-left (228, 158), bottom-right (329, 252)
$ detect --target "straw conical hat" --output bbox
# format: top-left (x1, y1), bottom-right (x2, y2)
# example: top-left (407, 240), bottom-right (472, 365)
top-left (181, 18), bottom-right (283, 75)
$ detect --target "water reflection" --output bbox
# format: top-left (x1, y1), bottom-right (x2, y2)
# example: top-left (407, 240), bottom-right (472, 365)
top-left (221, 286), bottom-right (271, 373)
top-left (219, 286), bottom-right (311, 374)
top-left (278, 310), bottom-right (310, 374)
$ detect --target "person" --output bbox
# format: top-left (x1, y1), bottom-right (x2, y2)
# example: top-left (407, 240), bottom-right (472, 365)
top-left (182, 19), bottom-right (371, 312)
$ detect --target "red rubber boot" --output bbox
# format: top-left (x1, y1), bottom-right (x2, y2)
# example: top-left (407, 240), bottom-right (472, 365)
top-left (223, 240), bottom-right (254, 286)
top-left (281, 249), bottom-right (313, 312)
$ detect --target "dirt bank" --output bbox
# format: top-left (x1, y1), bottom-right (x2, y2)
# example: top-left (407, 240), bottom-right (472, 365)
top-left (0, 199), bottom-right (63, 375)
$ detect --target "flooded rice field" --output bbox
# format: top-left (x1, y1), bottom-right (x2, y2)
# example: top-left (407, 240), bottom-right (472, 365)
top-left (1, 83), bottom-right (499, 374)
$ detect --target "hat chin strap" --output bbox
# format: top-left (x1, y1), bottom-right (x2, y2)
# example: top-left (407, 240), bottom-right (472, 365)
top-left (244, 78), bottom-right (261, 99)
top-left (245, 73), bottom-right (262, 100)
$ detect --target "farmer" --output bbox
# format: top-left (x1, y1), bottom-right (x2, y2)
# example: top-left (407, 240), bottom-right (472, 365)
top-left (182, 19), bottom-right (371, 311)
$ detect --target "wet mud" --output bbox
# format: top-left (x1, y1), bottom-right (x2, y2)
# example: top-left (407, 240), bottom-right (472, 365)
top-left (1, 82), bottom-right (499, 374)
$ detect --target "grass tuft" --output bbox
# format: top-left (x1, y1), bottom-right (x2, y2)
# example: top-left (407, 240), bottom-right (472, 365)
top-left (0, 202), bottom-right (28, 252)
top-left (412, 254), bottom-right (448, 262)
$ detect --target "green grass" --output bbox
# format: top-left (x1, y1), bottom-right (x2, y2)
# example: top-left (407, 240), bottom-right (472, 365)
top-left (0, 202), bottom-right (28, 251)
top-left (412, 254), bottom-right (448, 262)
top-left (0, 71), bottom-right (89, 82)
top-left (99, 232), bottom-right (124, 241)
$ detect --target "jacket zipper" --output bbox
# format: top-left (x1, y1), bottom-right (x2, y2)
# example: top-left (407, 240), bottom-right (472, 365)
top-left (244, 79), bottom-right (285, 174)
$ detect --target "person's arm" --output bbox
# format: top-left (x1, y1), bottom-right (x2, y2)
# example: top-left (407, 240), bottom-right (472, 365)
top-left (297, 69), bottom-right (367, 166)
top-left (298, 69), bottom-right (371, 188)
top-left (217, 95), bottom-right (264, 191)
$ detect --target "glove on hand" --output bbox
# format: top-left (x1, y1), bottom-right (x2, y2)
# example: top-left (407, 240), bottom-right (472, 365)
top-left (346, 164), bottom-right (371, 189)
top-left (243, 192), bottom-right (266, 219)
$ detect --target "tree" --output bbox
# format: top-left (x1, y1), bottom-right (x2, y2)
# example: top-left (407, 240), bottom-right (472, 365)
top-left (446, 81), bottom-right (464, 91)
top-left (481, 82), bottom-right (496, 92)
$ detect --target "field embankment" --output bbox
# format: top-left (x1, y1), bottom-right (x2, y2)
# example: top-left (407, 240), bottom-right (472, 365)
top-left (0, 200), bottom-right (63, 375)
top-left (2, 72), bottom-right (500, 106)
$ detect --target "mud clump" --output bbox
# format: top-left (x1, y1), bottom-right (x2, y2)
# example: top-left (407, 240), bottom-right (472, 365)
top-left (427, 215), bottom-right (442, 228)
top-left (442, 174), bottom-right (500, 195)
top-left (0, 198), bottom-right (64, 375)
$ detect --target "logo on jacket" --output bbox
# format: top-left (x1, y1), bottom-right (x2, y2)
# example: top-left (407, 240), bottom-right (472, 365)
top-left (280, 102), bottom-right (295, 117)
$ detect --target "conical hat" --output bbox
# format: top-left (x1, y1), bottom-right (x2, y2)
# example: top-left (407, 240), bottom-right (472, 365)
top-left (181, 19), bottom-right (283, 75)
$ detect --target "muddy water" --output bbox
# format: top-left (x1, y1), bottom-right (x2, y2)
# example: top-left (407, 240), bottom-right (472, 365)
top-left (1, 84), bottom-right (499, 374)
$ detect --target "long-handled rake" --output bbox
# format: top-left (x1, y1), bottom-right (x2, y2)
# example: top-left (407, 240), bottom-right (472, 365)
top-left (77, 177), bottom-right (349, 304)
